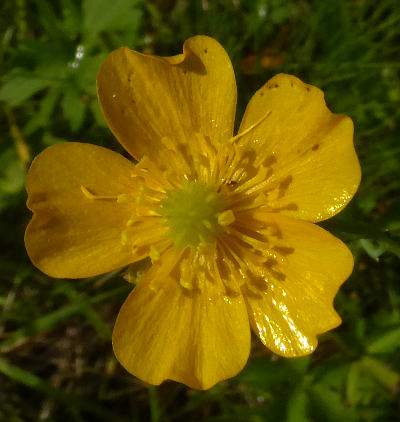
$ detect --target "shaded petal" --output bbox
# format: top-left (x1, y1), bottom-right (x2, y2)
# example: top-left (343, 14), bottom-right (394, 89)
top-left (25, 142), bottom-right (149, 278)
top-left (113, 248), bottom-right (250, 390)
top-left (237, 74), bottom-right (361, 222)
top-left (97, 36), bottom-right (237, 164)
top-left (244, 212), bottom-right (353, 356)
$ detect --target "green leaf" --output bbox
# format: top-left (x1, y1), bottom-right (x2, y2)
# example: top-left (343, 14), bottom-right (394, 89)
top-left (359, 357), bottom-right (399, 390)
top-left (23, 87), bottom-right (60, 135)
top-left (0, 357), bottom-right (127, 421)
top-left (61, 88), bottom-right (86, 131)
top-left (75, 53), bottom-right (106, 95)
top-left (0, 76), bottom-right (50, 106)
top-left (238, 356), bottom-right (305, 391)
top-left (359, 238), bottom-right (386, 260)
top-left (378, 237), bottom-right (400, 258)
top-left (83, 0), bottom-right (143, 37)
top-left (310, 383), bottom-right (359, 422)
top-left (286, 387), bottom-right (309, 422)
top-left (56, 281), bottom-right (111, 340)
top-left (0, 149), bottom-right (25, 195)
top-left (90, 100), bottom-right (108, 127)
top-left (0, 286), bottom-right (126, 353)
top-left (367, 326), bottom-right (400, 354)
top-left (346, 362), bottom-right (362, 406)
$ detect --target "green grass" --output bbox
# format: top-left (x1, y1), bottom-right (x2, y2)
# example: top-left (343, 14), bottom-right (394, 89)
top-left (1, 0), bottom-right (399, 421)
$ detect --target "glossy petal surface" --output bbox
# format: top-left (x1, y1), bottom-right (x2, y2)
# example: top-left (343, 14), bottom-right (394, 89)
top-left (25, 142), bottom-right (141, 278)
top-left (237, 74), bottom-right (361, 222)
top-left (113, 248), bottom-right (250, 390)
top-left (97, 35), bottom-right (237, 164)
top-left (24, 37), bottom-right (362, 390)
top-left (244, 213), bottom-right (353, 356)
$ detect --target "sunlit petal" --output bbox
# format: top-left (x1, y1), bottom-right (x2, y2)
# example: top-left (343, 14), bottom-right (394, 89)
top-left (113, 248), bottom-right (250, 390)
top-left (97, 35), bottom-right (237, 166)
top-left (25, 142), bottom-right (162, 278)
top-left (243, 212), bottom-right (353, 356)
top-left (237, 74), bottom-right (361, 222)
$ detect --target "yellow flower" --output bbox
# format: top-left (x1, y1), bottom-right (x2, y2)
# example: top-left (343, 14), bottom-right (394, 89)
top-left (25, 36), bottom-right (361, 390)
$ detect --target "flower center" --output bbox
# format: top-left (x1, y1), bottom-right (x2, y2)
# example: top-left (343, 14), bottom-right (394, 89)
top-left (159, 181), bottom-right (227, 248)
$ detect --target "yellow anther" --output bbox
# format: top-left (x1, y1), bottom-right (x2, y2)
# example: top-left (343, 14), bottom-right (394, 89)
top-left (80, 185), bottom-right (118, 201)
top-left (123, 269), bottom-right (136, 284)
top-left (120, 231), bottom-right (128, 246)
top-left (231, 110), bottom-right (272, 143)
top-left (218, 210), bottom-right (235, 226)
top-left (136, 185), bottom-right (145, 205)
top-left (150, 246), bottom-right (160, 262)
top-left (126, 218), bottom-right (135, 227)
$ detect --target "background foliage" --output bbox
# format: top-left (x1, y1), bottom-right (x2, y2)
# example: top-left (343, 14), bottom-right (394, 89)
top-left (1, 0), bottom-right (399, 421)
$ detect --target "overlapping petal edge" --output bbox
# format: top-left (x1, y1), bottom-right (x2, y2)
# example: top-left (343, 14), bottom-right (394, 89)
top-left (25, 35), bottom-right (361, 390)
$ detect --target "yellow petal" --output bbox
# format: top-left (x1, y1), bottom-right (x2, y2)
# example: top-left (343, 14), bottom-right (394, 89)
top-left (25, 142), bottom-right (146, 278)
top-left (97, 36), bottom-right (236, 164)
top-left (112, 248), bottom-right (250, 390)
top-left (237, 74), bottom-right (361, 222)
top-left (244, 212), bottom-right (353, 356)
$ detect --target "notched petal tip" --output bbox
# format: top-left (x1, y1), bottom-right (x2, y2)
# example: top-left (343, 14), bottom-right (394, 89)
top-left (239, 72), bottom-right (361, 222)
top-left (97, 35), bottom-right (236, 162)
top-left (24, 142), bottom-right (141, 279)
top-left (264, 73), bottom-right (324, 97)
top-left (244, 214), bottom-right (353, 357)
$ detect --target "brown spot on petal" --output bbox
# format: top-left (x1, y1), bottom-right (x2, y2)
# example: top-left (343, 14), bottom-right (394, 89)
top-left (242, 284), bottom-right (263, 299)
top-left (278, 175), bottom-right (293, 198)
top-left (249, 275), bottom-right (268, 292)
top-left (264, 258), bottom-right (286, 281)
top-left (312, 143), bottom-right (320, 151)
top-left (273, 246), bottom-right (295, 256)
top-left (286, 203), bottom-right (298, 211)
top-left (263, 154), bottom-right (277, 167)
top-left (271, 203), bottom-right (298, 212)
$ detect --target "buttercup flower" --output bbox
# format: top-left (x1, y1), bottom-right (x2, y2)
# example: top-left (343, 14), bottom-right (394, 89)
top-left (25, 36), bottom-right (361, 390)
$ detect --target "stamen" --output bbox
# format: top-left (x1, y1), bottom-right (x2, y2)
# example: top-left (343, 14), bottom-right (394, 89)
top-left (233, 166), bottom-right (272, 196)
top-left (150, 245), bottom-right (160, 262)
top-left (80, 186), bottom-right (119, 201)
top-left (179, 258), bottom-right (195, 290)
top-left (218, 235), bottom-right (248, 273)
top-left (231, 110), bottom-right (272, 143)
top-left (120, 231), bottom-right (128, 246)
top-left (218, 210), bottom-right (235, 226)
top-left (229, 227), bottom-right (269, 250)
top-left (215, 245), bottom-right (242, 294)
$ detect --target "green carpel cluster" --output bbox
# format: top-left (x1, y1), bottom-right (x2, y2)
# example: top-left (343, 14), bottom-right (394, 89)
top-left (159, 182), bottom-right (226, 248)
